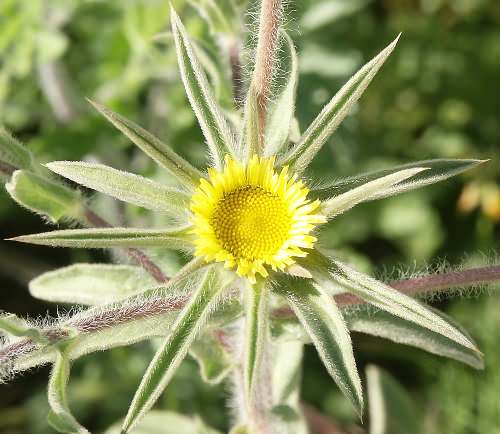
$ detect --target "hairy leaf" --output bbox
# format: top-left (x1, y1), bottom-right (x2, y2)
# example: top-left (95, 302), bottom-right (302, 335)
top-left (320, 167), bottom-right (428, 218)
top-left (275, 276), bottom-right (363, 416)
top-left (366, 365), bottom-right (418, 434)
top-left (239, 85), bottom-right (261, 161)
top-left (29, 264), bottom-right (157, 306)
top-left (171, 8), bottom-right (236, 167)
top-left (47, 350), bottom-right (89, 434)
top-left (306, 252), bottom-right (479, 352)
top-left (312, 159), bottom-right (486, 202)
top-left (6, 170), bottom-right (83, 223)
top-left (271, 341), bottom-right (308, 434)
top-left (244, 280), bottom-right (269, 399)
top-left (345, 306), bottom-right (483, 369)
top-left (264, 31), bottom-right (299, 157)
top-left (10, 226), bottom-right (192, 249)
top-left (0, 126), bottom-right (33, 170)
top-left (0, 313), bottom-right (48, 345)
top-left (46, 161), bottom-right (191, 219)
top-left (281, 35), bottom-right (400, 173)
top-left (121, 267), bottom-right (224, 433)
top-left (88, 100), bottom-right (203, 188)
top-left (1, 266), bottom-right (206, 382)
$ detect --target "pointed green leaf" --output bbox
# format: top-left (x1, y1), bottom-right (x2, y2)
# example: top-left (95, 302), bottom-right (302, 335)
top-left (271, 341), bottom-right (308, 434)
top-left (29, 264), bottom-right (157, 306)
top-left (281, 35), bottom-right (400, 173)
top-left (46, 161), bottom-right (191, 219)
top-left (1, 263), bottom-right (206, 382)
top-left (244, 280), bottom-right (269, 399)
top-left (6, 170), bottom-right (83, 223)
top-left (366, 365), bottom-right (419, 434)
top-left (171, 8), bottom-right (236, 167)
top-left (0, 313), bottom-right (48, 344)
top-left (307, 252), bottom-right (479, 352)
top-left (10, 226), bottom-right (192, 249)
top-left (190, 0), bottom-right (236, 35)
top-left (190, 329), bottom-right (232, 384)
top-left (88, 100), bottom-right (203, 188)
top-left (0, 126), bottom-right (34, 170)
top-left (346, 306), bottom-right (483, 369)
top-left (275, 276), bottom-right (363, 416)
top-left (312, 159), bottom-right (486, 202)
top-left (121, 267), bottom-right (224, 433)
top-left (47, 350), bottom-right (89, 434)
top-left (239, 85), bottom-right (261, 161)
top-left (320, 167), bottom-right (428, 218)
top-left (264, 31), bottom-right (299, 157)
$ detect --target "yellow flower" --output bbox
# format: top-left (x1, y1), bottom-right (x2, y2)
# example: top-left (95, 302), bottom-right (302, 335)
top-left (190, 155), bottom-right (326, 283)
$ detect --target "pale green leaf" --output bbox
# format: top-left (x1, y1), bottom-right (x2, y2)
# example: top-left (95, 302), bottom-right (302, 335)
top-left (171, 8), bottom-right (237, 167)
top-left (312, 159), bottom-right (486, 202)
top-left (29, 264), bottom-right (157, 306)
top-left (244, 280), bottom-right (269, 399)
top-left (275, 276), bottom-right (363, 416)
top-left (6, 170), bottom-right (83, 223)
top-left (264, 31), bottom-right (299, 157)
top-left (239, 85), bottom-right (261, 161)
top-left (346, 306), bottom-right (483, 369)
top-left (281, 35), bottom-right (400, 173)
top-left (0, 313), bottom-right (48, 345)
top-left (320, 167), bottom-right (428, 218)
top-left (105, 410), bottom-right (221, 434)
top-left (307, 252), bottom-right (479, 352)
top-left (0, 126), bottom-right (33, 170)
top-left (190, 329), bottom-right (232, 384)
top-left (10, 226), bottom-right (192, 249)
top-left (47, 350), bottom-right (89, 434)
top-left (2, 265), bottom-right (206, 382)
top-left (366, 365), bottom-right (418, 434)
top-left (271, 341), bottom-right (308, 434)
top-left (121, 267), bottom-right (224, 433)
top-left (190, 0), bottom-right (235, 35)
top-left (88, 100), bottom-right (203, 188)
top-left (46, 161), bottom-right (191, 219)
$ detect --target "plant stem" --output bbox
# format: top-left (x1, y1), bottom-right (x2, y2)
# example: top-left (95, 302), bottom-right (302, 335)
top-left (83, 208), bottom-right (168, 283)
top-left (252, 0), bottom-right (283, 151)
top-left (332, 265), bottom-right (500, 307)
top-left (228, 38), bottom-right (243, 108)
top-left (2, 265), bottom-right (499, 363)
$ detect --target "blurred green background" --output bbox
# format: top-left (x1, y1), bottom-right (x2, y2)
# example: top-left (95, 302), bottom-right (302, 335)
top-left (0, 0), bottom-right (499, 433)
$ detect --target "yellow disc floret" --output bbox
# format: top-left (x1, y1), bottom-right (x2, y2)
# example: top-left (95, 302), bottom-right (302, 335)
top-left (190, 155), bottom-right (326, 283)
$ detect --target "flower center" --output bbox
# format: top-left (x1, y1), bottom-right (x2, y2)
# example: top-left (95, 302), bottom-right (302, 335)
top-left (211, 185), bottom-right (291, 261)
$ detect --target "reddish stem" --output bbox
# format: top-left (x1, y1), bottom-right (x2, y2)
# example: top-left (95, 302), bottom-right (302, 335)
top-left (83, 208), bottom-right (168, 283)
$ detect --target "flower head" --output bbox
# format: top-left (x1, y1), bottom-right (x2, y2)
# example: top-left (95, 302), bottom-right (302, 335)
top-left (190, 155), bottom-right (325, 283)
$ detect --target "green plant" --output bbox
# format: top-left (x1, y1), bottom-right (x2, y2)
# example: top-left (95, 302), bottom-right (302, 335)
top-left (1, 1), bottom-right (499, 433)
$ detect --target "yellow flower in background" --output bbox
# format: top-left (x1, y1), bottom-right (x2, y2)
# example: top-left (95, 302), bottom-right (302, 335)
top-left (190, 155), bottom-right (326, 282)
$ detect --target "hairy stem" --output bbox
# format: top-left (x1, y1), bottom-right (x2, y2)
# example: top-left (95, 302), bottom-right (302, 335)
top-left (228, 38), bottom-right (243, 108)
top-left (252, 0), bottom-right (283, 151)
top-left (83, 208), bottom-right (168, 283)
top-left (332, 265), bottom-right (500, 307)
top-left (2, 265), bottom-right (499, 364)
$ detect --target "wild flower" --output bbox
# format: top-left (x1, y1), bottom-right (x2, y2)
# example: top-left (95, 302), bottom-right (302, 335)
top-left (0, 2), bottom-right (497, 434)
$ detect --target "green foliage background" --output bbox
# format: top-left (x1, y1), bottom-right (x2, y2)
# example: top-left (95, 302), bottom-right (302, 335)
top-left (0, 0), bottom-right (498, 433)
